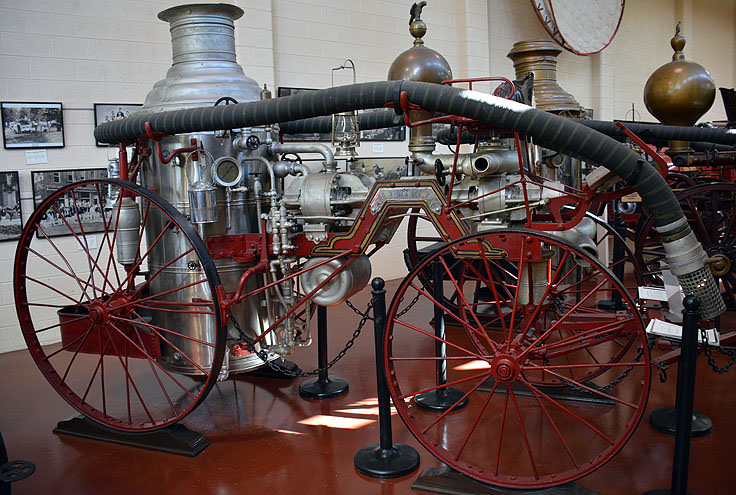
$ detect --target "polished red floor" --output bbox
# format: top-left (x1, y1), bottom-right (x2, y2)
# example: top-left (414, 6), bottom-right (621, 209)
top-left (1, 281), bottom-right (735, 494)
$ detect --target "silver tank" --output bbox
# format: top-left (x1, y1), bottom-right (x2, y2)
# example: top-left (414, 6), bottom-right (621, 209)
top-left (139, 4), bottom-right (275, 374)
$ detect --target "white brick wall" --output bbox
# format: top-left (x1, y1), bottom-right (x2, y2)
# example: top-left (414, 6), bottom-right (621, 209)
top-left (0, 0), bottom-right (734, 353)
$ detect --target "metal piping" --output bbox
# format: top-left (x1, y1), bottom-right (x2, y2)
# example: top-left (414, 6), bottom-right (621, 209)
top-left (270, 142), bottom-right (336, 171)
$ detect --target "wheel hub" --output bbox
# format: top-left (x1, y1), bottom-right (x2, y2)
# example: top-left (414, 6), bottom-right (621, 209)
top-left (87, 293), bottom-right (133, 324)
top-left (490, 355), bottom-right (521, 383)
top-left (87, 303), bottom-right (108, 324)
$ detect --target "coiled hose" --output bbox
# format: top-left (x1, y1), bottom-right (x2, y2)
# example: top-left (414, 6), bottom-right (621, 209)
top-left (94, 80), bottom-right (726, 319)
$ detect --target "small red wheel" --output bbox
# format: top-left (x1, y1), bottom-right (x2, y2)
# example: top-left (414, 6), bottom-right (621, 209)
top-left (14, 179), bottom-right (225, 432)
top-left (385, 229), bottom-right (650, 489)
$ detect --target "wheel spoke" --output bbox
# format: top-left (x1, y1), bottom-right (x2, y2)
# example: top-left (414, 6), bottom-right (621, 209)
top-left (454, 380), bottom-right (500, 461)
top-left (540, 369), bottom-right (640, 409)
top-left (393, 318), bottom-right (486, 361)
top-left (28, 233), bottom-right (99, 303)
top-left (439, 257), bottom-right (499, 354)
top-left (526, 383), bottom-right (580, 469)
top-left (106, 321), bottom-right (198, 402)
top-left (408, 282), bottom-right (493, 349)
top-left (518, 278), bottom-right (608, 360)
top-left (509, 386), bottom-right (539, 480)
top-left (520, 378), bottom-right (615, 445)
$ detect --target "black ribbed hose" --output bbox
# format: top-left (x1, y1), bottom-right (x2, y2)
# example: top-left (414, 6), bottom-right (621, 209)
top-left (279, 109), bottom-right (402, 135)
top-left (94, 80), bottom-right (725, 318)
top-left (95, 80), bottom-right (681, 227)
top-left (573, 119), bottom-right (736, 147)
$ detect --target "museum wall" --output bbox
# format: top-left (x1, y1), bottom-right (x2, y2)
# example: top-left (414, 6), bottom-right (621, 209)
top-left (0, 0), bottom-right (734, 353)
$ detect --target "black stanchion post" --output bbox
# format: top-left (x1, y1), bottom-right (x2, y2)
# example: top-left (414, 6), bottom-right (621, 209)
top-left (670, 295), bottom-right (700, 494)
top-left (414, 260), bottom-right (467, 411)
top-left (354, 278), bottom-right (419, 478)
top-left (644, 295), bottom-right (702, 495)
top-left (299, 305), bottom-right (349, 399)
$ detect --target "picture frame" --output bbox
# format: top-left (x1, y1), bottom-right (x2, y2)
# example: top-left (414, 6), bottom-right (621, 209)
top-left (1, 102), bottom-right (64, 149)
top-left (277, 87), bottom-right (332, 142)
top-left (93, 103), bottom-right (143, 146)
top-left (0, 171), bottom-right (23, 242)
top-left (31, 168), bottom-right (109, 238)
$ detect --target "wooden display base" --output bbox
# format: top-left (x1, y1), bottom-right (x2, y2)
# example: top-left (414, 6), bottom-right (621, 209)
top-left (54, 415), bottom-right (209, 457)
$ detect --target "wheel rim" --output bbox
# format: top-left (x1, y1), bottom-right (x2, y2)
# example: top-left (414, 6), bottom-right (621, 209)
top-left (14, 179), bottom-right (225, 432)
top-left (635, 182), bottom-right (736, 315)
top-left (385, 229), bottom-right (650, 489)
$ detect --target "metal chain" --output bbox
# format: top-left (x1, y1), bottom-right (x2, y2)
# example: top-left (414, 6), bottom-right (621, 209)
top-left (228, 301), bottom-right (373, 378)
top-left (700, 327), bottom-right (736, 374)
top-left (345, 299), bottom-right (373, 320)
top-left (396, 291), bottom-right (422, 318)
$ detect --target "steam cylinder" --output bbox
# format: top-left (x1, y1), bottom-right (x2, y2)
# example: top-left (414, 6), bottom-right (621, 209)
top-left (139, 4), bottom-right (274, 374)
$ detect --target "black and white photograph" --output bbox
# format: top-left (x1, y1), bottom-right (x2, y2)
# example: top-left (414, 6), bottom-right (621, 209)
top-left (1, 102), bottom-right (64, 149)
top-left (277, 87), bottom-right (333, 141)
top-left (359, 108), bottom-right (406, 141)
top-left (0, 171), bottom-right (22, 241)
top-left (31, 168), bottom-right (109, 238)
top-left (93, 103), bottom-right (142, 146)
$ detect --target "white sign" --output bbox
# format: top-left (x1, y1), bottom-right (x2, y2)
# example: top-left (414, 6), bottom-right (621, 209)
top-left (25, 149), bottom-right (48, 165)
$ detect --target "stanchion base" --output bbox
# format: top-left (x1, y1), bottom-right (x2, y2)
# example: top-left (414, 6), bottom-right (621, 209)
top-left (299, 377), bottom-right (349, 399)
top-left (354, 442), bottom-right (420, 479)
top-left (412, 466), bottom-right (599, 494)
top-left (415, 387), bottom-right (468, 412)
top-left (648, 407), bottom-right (712, 437)
top-left (53, 415), bottom-right (209, 456)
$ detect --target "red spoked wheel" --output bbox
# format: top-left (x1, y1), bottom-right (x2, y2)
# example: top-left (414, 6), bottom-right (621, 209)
top-left (385, 229), bottom-right (650, 489)
top-left (14, 179), bottom-right (225, 432)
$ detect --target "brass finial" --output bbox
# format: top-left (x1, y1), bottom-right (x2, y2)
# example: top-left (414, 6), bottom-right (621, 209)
top-left (671, 22), bottom-right (685, 61)
top-left (409, 2), bottom-right (427, 46)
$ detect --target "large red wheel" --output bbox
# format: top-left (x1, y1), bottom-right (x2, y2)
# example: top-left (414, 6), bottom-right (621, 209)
top-left (14, 179), bottom-right (225, 432)
top-left (385, 229), bottom-right (650, 489)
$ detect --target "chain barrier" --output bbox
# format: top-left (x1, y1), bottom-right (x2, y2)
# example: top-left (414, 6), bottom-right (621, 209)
top-left (345, 299), bottom-right (373, 320)
top-left (228, 301), bottom-right (373, 378)
top-left (700, 327), bottom-right (736, 374)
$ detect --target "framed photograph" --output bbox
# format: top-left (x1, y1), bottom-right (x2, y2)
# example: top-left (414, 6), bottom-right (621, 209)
top-left (93, 103), bottom-right (142, 146)
top-left (31, 168), bottom-right (109, 238)
top-left (0, 171), bottom-right (23, 241)
top-left (277, 87), bottom-right (332, 142)
top-left (1, 102), bottom-right (64, 149)
top-left (359, 108), bottom-right (406, 142)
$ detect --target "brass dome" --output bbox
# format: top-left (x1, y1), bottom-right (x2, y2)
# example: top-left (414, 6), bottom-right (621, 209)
top-left (387, 2), bottom-right (452, 153)
top-left (643, 23), bottom-right (715, 127)
top-left (387, 3), bottom-right (452, 84)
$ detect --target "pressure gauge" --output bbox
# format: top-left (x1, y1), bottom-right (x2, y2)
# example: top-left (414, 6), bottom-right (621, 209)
top-left (212, 156), bottom-right (243, 187)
